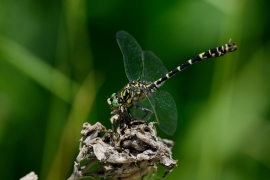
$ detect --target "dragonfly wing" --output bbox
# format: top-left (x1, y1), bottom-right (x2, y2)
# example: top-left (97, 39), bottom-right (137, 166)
top-left (116, 31), bottom-right (143, 81)
top-left (150, 90), bottom-right (177, 135)
top-left (141, 51), bottom-right (168, 82)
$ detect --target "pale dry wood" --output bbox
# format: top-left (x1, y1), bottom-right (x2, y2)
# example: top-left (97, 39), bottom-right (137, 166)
top-left (68, 118), bottom-right (177, 180)
top-left (19, 172), bottom-right (38, 180)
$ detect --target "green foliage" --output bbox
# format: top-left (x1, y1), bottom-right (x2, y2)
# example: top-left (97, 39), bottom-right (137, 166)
top-left (0, 0), bottom-right (269, 179)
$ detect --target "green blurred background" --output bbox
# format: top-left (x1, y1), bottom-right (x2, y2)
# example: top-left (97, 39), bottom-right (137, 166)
top-left (0, 0), bottom-right (270, 179)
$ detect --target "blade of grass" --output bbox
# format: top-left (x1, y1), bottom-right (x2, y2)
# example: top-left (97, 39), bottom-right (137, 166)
top-left (0, 35), bottom-right (79, 103)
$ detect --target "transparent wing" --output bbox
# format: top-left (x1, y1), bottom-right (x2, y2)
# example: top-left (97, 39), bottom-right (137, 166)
top-left (141, 51), bottom-right (168, 82)
top-left (116, 31), bottom-right (143, 81)
top-left (149, 90), bottom-right (177, 135)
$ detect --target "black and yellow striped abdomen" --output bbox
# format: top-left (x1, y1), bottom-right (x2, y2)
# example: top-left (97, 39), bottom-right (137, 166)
top-left (154, 39), bottom-right (237, 88)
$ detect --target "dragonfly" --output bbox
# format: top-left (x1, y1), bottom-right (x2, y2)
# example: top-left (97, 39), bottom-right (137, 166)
top-left (107, 31), bottom-right (237, 135)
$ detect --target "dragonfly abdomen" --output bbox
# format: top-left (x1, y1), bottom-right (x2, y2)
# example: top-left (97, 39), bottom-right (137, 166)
top-left (154, 39), bottom-right (237, 88)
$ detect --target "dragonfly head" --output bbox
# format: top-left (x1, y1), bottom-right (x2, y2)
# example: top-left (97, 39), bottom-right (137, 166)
top-left (107, 93), bottom-right (120, 109)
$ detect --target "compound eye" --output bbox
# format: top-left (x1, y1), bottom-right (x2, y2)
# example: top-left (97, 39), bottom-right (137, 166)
top-left (112, 97), bottom-right (119, 107)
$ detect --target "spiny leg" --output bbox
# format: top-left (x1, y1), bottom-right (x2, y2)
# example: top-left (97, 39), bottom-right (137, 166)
top-left (134, 105), bottom-right (153, 122)
top-left (123, 108), bottom-right (132, 124)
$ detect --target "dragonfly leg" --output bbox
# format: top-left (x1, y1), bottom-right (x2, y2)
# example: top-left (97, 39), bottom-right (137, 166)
top-left (134, 105), bottom-right (153, 122)
top-left (121, 108), bottom-right (132, 124)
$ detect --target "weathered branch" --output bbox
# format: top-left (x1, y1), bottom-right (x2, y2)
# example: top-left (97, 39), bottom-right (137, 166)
top-left (68, 118), bottom-right (177, 180)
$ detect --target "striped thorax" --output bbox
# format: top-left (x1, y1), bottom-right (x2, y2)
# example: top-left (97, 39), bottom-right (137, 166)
top-left (107, 81), bottom-right (157, 110)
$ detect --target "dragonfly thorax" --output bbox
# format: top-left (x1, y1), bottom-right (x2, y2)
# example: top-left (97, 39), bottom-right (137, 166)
top-left (107, 81), bottom-right (158, 110)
